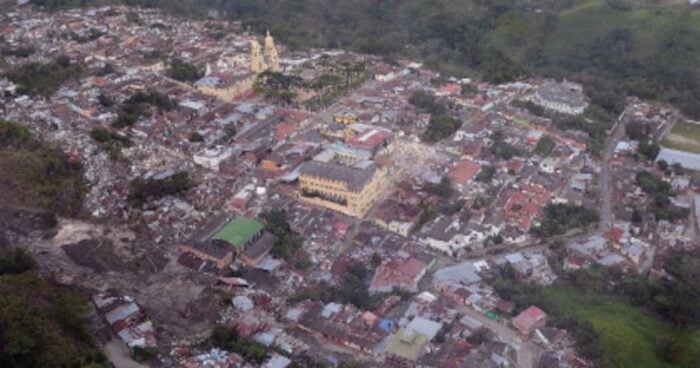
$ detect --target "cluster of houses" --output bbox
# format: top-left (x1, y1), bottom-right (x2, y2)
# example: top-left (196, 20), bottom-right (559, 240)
top-left (92, 293), bottom-right (157, 349)
top-left (3, 4), bottom-right (699, 368)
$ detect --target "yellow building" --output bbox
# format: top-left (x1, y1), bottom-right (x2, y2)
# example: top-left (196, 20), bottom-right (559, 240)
top-left (298, 160), bottom-right (388, 218)
top-left (264, 31), bottom-right (280, 71)
top-left (196, 73), bottom-right (256, 102)
top-left (333, 111), bottom-right (357, 125)
top-left (194, 32), bottom-right (279, 102)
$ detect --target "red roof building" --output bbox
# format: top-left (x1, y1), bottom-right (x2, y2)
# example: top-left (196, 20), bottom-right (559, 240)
top-left (504, 183), bottom-right (550, 232)
top-left (463, 140), bottom-right (483, 158)
top-left (505, 159), bottom-right (525, 174)
top-left (347, 128), bottom-right (393, 152)
top-left (447, 160), bottom-right (481, 186)
top-left (369, 258), bottom-right (427, 294)
top-left (436, 83), bottom-right (462, 97)
top-left (512, 305), bottom-right (548, 335)
top-left (274, 121), bottom-right (297, 141)
top-left (604, 227), bottom-right (624, 245)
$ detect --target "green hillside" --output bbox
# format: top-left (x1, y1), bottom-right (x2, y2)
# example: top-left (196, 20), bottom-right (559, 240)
top-left (488, 0), bottom-right (700, 109)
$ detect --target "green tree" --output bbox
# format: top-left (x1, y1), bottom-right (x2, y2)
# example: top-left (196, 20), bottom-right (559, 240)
top-left (260, 209), bottom-right (303, 259)
top-left (0, 120), bottom-right (31, 146)
top-left (532, 204), bottom-right (599, 237)
top-left (127, 171), bottom-right (194, 205)
top-left (475, 165), bottom-right (496, 183)
top-left (533, 135), bottom-right (556, 157)
top-left (6, 56), bottom-right (82, 97)
top-left (638, 140), bottom-right (660, 161)
top-left (167, 58), bottom-right (202, 82)
top-left (209, 324), bottom-right (269, 363)
top-left (490, 131), bottom-right (523, 160)
top-left (423, 114), bottom-right (461, 142)
top-left (254, 71), bottom-right (302, 105)
top-left (0, 248), bottom-right (36, 275)
top-left (409, 90), bottom-right (447, 115)
top-left (426, 177), bottom-right (453, 198)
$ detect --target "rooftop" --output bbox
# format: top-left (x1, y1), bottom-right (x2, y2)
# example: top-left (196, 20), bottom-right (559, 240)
top-left (656, 147), bottom-right (700, 171)
top-left (299, 160), bottom-right (378, 191)
top-left (447, 159), bottom-right (481, 185)
top-left (535, 81), bottom-right (587, 108)
top-left (386, 328), bottom-right (430, 362)
top-left (369, 257), bottom-right (426, 292)
top-left (512, 305), bottom-right (547, 333)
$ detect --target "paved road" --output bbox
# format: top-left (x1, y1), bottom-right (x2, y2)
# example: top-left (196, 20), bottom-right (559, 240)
top-left (598, 108), bottom-right (630, 233)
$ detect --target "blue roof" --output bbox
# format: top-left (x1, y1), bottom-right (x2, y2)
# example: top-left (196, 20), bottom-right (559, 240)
top-left (379, 319), bottom-right (394, 330)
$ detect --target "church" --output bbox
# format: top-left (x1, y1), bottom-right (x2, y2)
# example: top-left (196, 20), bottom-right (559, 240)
top-left (195, 32), bottom-right (280, 102)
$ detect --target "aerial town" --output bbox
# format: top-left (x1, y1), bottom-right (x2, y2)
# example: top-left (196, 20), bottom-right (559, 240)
top-left (1, 4), bottom-right (699, 368)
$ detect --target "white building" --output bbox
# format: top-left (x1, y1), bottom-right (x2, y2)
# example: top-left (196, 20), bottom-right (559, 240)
top-left (532, 80), bottom-right (588, 115)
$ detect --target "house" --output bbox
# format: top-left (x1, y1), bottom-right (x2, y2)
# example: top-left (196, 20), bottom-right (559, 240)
top-left (568, 236), bottom-right (607, 260)
top-left (178, 240), bottom-right (234, 270)
top-left (373, 199), bottom-right (423, 237)
top-left (369, 257), bottom-right (427, 294)
top-left (297, 302), bottom-right (386, 356)
top-left (347, 127), bottom-right (393, 153)
top-left (334, 111), bottom-right (357, 125)
top-left (512, 306), bottom-right (547, 335)
top-left (92, 294), bottom-right (156, 348)
top-left (405, 317), bottom-right (444, 341)
top-left (421, 216), bottom-right (470, 254)
top-left (503, 183), bottom-right (550, 232)
top-left (385, 328), bottom-right (430, 366)
top-left (433, 261), bottom-right (482, 290)
top-left (447, 160), bottom-right (481, 188)
top-left (435, 83), bottom-right (461, 97)
top-left (241, 232), bottom-right (278, 266)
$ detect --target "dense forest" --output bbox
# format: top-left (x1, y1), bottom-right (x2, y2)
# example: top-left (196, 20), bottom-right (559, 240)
top-left (0, 248), bottom-right (107, 368)
top-left (26, 0), bottom-right (700, 119)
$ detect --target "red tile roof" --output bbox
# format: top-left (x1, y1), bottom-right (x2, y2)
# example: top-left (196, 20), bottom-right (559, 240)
top-left (604, 227), bottom-right (624, 243)
top-left (504, 183), bottom-right (550, 232)
top-left (369, 258), bottom-right (426, 292)
top-left (437, 83), bottom-right (461, 96)
top-left (512, 305), bottom-right (547, 334)
top-left (347, 129), bottom-right (392, 151)
top-left (447, 160), bottom-right (481, 185)
top-left (275, 121), bottom-right (296, 141)
top-left (505, 159), bottom-right (525, 173)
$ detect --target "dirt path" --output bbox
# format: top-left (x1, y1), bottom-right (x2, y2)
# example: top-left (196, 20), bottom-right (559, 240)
top-left (104, 340), bottom-right (150, 368)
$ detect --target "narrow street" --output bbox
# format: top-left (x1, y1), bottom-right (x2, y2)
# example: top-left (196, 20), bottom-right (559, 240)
top-left (598, 108), bottom-right (630, 233)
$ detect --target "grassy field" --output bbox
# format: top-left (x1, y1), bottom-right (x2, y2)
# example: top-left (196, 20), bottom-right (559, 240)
top-left (538, 286), bottom-right (700, 368)
top-left (662, 122), bottom-right (700, 153)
